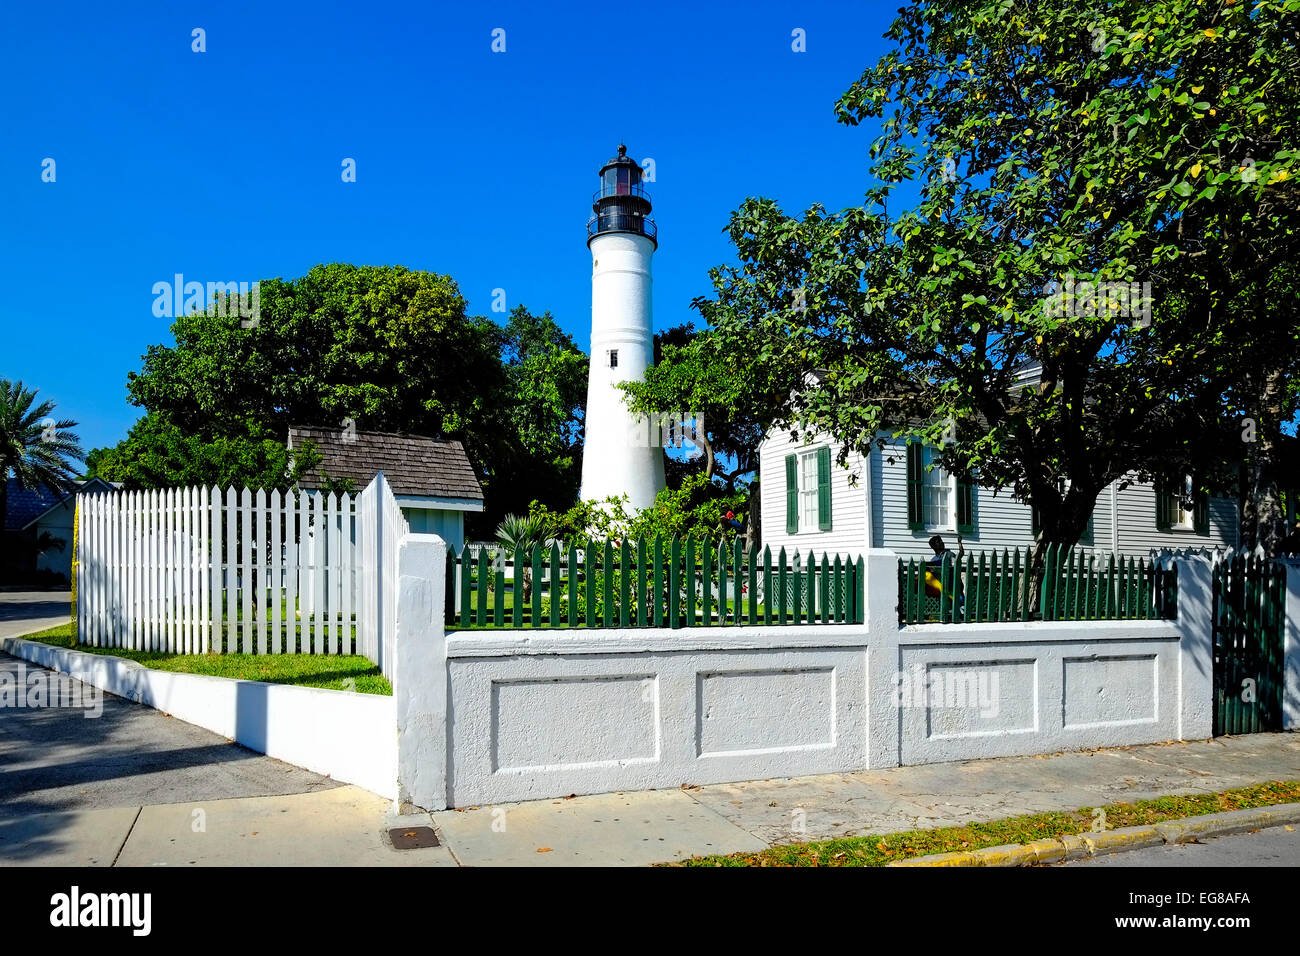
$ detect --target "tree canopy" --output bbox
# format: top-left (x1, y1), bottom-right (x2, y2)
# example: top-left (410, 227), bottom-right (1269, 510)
top-left (687, 0), bottom-right (1299, 560)
top-left (88, 265), bottom-right (587, 526)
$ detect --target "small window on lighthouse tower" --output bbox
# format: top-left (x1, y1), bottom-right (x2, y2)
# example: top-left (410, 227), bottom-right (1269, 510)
top-left (607, 349), bottom-right (619, 368)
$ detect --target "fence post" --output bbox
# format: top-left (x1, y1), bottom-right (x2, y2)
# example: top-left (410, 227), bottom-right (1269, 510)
top-left (1283, 560), bottom-right (1300, 731)
top-left (394, 531), bottom-right (448, 811)
top-left (1173, 554), bottom-right (1214, 741)
top-left (864, 549), bottom-right (902, 770)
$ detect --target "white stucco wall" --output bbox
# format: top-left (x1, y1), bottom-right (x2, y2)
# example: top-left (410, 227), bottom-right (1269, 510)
top-left (1285, 561), bottom-right (1300, 731)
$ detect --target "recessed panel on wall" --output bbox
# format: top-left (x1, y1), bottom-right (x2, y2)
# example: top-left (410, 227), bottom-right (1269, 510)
top-left (696, 668), bottom-right (835, 756)
top-left (491, 675), bottom-right (658, 772)
top-left (921, 659), bottom-right (1037, 739)
top-left (1063, 655), bottom-right (1158, 728)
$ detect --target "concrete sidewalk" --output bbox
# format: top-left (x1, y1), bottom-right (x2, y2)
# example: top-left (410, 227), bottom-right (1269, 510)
top-left (425, 732), bottom-right (1300, 865)
top-left (4, 592), bottom-right (1298, 866)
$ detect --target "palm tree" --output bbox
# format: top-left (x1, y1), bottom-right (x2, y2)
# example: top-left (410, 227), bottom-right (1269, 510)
top-left (0, 380), bottom-right (85, 545)
top-left (495, 513), bottom-right (549, 601)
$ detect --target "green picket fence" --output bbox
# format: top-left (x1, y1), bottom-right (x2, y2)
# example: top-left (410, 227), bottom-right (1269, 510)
top-left (444, 538), bottom-right (866, 629)
top-left (1212, 553), bottom-right (1285, 735)
top-left (898, 545), bottom-right (1178, 624)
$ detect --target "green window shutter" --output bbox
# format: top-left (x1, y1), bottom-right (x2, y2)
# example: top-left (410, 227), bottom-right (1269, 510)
top-left (785, 454), bottom-right (799, 534)
top-left (1031, 502), bottom-right (1040, 536)
top-left (1193, 486), bottom-right (1209, 535)
top-left (1080, 511), bottom-right (1094, 546)
top-left (1154, 479), bottom-right (1172, 531)
top-left (956, 474), bottom-right (974, 535)
top-left (817, 446), bottom-right (832, 532)
top-left (906, 442), bottom-right (924, 531)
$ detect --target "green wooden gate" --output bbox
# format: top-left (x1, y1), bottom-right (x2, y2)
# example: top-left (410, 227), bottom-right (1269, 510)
top-left (1212, 554), bottom-right (1286, 735)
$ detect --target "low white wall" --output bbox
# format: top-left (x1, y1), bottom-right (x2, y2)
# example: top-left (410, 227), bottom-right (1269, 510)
top-left (893, 620), bottom-right (1186, 765)
top-left (446, 629), bottom-right (870, 806)
top-left (0, 635), bottom-right (396, 800)
top-left (414, 551), bottom-right (1217, 808)
top-left (442, 620), bottom-right (1202, 807)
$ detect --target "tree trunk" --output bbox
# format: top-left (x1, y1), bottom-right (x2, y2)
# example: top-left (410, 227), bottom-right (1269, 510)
top-left (748, 478), bottom-right (761, 551)
top-left (1244, 367), bottom-right (1287, 557)
top-left (1026, 484), bottom-right (1099, 614)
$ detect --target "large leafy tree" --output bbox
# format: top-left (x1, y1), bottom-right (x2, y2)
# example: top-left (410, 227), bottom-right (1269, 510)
top-left (85, 416), bottom-right (316, 490)
top-left (695, 0), bottom-right (1299, 573)
top-left (92, 264), bottom-right (506, 489)
top-left (88, 266), bottom-right (588, 522)
top-left (486, 306), bottom-right (588, 524)
top-left (1, 380), bottom-right (84, 542)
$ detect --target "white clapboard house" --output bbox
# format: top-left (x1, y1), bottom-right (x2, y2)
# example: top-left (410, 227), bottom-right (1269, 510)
top-left (758, 373), bottom-right (1248, 560)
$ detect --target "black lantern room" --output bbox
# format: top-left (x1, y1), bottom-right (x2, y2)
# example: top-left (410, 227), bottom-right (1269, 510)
top-left (586, 144), bottom-right (658, 247)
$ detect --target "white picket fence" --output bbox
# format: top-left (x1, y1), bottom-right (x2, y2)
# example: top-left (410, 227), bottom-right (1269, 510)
top-left (75, 473), bottom-right (408, 678)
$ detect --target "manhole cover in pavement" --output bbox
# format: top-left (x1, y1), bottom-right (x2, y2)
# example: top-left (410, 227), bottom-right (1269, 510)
top-left (389, 826), bottom-right (440, 849)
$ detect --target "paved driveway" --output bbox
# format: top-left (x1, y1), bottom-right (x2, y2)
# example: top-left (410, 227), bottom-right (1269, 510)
top-left (0, 592), bottom-right (376, 865)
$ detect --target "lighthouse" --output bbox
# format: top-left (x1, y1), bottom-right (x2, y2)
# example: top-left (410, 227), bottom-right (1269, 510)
top-left (580, 145), bottom-right (666, 510)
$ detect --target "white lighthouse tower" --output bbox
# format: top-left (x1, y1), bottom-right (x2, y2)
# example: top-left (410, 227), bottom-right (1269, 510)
top-left (580, 144), bottom-right (666, 510)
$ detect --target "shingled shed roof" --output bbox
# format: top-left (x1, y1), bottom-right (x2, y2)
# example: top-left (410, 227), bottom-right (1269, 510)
top-left (288, 426), bottom-right (483, 502)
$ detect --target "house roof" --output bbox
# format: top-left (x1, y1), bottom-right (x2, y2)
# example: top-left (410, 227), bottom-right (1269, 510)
top-left (287, 426), bottom-right (484, 501)
top-left (4, 479), bottom-right (63, 531)
top-left (4, 477), bottom-right (118, 531)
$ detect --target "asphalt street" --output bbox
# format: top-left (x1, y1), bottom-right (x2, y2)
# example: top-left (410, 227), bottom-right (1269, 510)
top-left (1064, 824), bottom-right (1300, 866)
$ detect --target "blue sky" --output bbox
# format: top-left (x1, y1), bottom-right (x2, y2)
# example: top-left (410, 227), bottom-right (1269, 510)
top-left (0, 0), bottom-right (899, 453)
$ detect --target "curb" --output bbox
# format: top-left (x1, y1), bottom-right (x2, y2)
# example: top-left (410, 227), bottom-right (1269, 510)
top-left (887, 803), bottom-right (1300, 867)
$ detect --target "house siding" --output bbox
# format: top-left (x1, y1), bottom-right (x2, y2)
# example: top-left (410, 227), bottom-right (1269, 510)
top-left (1114, 480), bottom-right (1239, 554)
top-left (758, 430), bottom-right (867, 560)
top-left (761, 427), bottom-right (1238, 558)
top-left (404, 507), bottom-right (466, 552)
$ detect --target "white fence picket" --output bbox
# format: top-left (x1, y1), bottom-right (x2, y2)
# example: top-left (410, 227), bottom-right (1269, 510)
top-left (326, 491), bottom-right (338, 655)
top-left (185, 485), bottom-right (193, 652)
top-left (260, 486), bottom-right (270, 658)
top-left (188, 486), bottom-right (199, 653)
top-left (310, 491), bottom-right (322, 655)
top-left (210, 486), bottom-right (221, 653)
top-left (271, 489), bottom-right (282, 654)
top-left (166, 488), bottom-right (177, 653)
top-left (240, 488), bottom-right (252, 654)
top-left (286, 492), bottom-right (299, 652)
top-left (341, 491), bottom-right (353, 656)
top-left (224, 487), bottom-right (236, 653)
top-left (132, 490), bottom-right (142, 649)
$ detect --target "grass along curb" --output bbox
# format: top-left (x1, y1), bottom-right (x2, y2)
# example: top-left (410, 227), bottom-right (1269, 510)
top-left (15, 623), bottom-right (391, 695)
top-left (674, 781), bottom-right (1300, 867)
top-left (892, 803), bottom-right (1300, 866)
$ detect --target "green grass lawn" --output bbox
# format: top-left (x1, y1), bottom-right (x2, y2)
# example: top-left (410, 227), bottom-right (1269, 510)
top-left (673, 780), bottom-right (1300, 866)
top-left (20, 623), bottom-right (391, 695)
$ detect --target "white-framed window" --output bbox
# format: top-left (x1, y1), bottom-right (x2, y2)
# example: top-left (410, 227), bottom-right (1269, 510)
top-left (1172, 474), bottom-right (1196, 531)
top-left (799, 449), bottom-right (820, 530)
top-left (922, 445), bottom-right (955, 530)
top-left (607, 349), bottom-right (619, 368)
